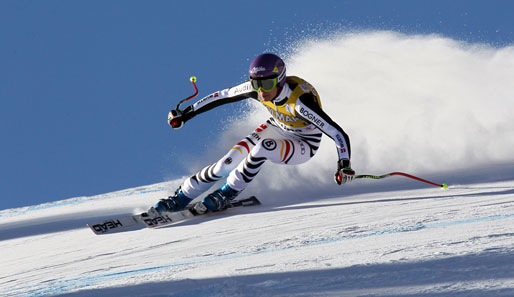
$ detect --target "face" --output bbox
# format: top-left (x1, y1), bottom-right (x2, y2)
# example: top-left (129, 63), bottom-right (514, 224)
top-left (258, 86), bottom-right (279, 102)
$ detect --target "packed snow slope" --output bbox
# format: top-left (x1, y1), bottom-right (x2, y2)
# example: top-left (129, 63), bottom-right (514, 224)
top-left (2, 31), bottom-right (514, 296)
top-left (2, 178), bottom-right (514, 297)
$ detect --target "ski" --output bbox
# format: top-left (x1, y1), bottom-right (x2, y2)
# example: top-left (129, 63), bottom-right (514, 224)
top-left (87, 196), bottom-right (261, 235)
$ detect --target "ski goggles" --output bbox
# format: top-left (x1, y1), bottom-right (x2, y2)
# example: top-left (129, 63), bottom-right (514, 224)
top-left (250, 77), bottom-right (278, 92)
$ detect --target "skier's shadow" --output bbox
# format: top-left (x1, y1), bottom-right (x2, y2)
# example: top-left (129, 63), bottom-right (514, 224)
top-left (156, 207), bottom-right (260, 229)
top-left (266, 187), bottom-right (514, 213)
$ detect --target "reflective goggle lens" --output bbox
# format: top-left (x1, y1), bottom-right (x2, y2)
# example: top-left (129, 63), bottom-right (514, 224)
top-left (250, 77), bottom-right (278, 92)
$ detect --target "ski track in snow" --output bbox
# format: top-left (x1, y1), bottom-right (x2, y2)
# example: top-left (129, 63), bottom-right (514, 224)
top-left (2, 180), bottom-right (514, 296)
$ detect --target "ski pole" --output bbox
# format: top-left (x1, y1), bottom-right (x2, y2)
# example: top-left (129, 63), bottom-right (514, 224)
top-left (355, 172), bottom-right (448, 189)
top-left (175, 76), bottom-right (199, 113)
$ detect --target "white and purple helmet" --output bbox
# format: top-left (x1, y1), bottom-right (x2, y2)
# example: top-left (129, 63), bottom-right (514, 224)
top-left (249, 53), bottom-right (286, 87)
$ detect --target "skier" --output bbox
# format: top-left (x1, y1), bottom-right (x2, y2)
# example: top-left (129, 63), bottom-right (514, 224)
top-left (153, 53), bottom-right (354, 214)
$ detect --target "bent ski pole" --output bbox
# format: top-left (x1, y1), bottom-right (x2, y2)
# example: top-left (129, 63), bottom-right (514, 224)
top-left (355, 172), bottom-right (448, 189)
top-left (175, 76), bottom-right (199, 113)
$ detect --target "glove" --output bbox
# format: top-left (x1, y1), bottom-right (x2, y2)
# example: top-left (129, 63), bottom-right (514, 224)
top-left (168, 110), bottom-right (184, 129)
top-left (334, 158), bottom-right (355, 185)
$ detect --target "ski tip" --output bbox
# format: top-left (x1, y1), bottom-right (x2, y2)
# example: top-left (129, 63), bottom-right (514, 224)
top-left (442, 183), bottom-right (448, 190)
top-left (246, 196), bottom-right (261, 204)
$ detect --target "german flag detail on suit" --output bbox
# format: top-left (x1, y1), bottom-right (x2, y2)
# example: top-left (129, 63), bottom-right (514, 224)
top-left (280, 139), bottom-right (295, 164)
top-left (232, 141), bottom-right (250, 154)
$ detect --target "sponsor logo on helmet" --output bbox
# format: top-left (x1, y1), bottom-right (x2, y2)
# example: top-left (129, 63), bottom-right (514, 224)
top-left (277, 67), bottom-right (286, 82)
top-left (250, 66), bottom-right (266, 74)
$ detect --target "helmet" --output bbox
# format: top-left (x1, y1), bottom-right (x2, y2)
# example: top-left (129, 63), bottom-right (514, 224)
top-left (249, 53), bottom-right (286, 87)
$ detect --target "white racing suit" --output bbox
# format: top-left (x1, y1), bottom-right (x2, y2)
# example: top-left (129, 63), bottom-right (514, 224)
top-left (179, 76), bottom-right (351, 198)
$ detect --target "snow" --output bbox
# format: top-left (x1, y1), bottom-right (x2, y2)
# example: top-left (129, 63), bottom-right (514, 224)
top-left (2, 31), bottom-right (514, 296)
top-left (2, 179), bottom-right (514, 296)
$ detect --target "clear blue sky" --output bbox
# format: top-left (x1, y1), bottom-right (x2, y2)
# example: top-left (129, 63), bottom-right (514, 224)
top-left (1, 0), bottom-right (513, 210)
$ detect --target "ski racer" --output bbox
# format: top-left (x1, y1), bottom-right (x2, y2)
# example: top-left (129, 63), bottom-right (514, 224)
top-left (153, 53), bottom-right (354, 213)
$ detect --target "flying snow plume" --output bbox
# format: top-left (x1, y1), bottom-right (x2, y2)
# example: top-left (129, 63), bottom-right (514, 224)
top-left (198, 31), bottom-right (514, 199)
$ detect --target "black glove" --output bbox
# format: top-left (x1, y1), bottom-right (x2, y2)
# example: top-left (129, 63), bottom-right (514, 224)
top-left (168, 110), bottom-right (184, 129)
top-left (335, 158), bottom-right (355, 185)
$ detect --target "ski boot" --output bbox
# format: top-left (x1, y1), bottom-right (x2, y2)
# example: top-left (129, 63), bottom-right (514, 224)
top-left (153, 187), bottom-right (192, 213)
top-left (202, 182), bottom-right (240, 212)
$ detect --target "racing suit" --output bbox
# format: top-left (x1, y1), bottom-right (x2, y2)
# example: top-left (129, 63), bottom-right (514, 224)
top-left (178, 76), bottom-right (351, 198)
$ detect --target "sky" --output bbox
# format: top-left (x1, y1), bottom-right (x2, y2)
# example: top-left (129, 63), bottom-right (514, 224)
top-left (1, 0), bottom-right (514, 210)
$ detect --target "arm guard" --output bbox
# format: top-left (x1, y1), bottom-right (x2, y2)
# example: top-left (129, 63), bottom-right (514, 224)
top-left (295, 93), bottom-right (351, 160)
top-left (183, 81), bottom-right (257, 122)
